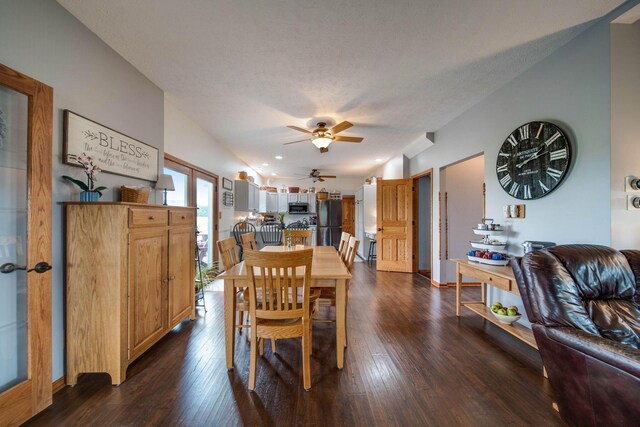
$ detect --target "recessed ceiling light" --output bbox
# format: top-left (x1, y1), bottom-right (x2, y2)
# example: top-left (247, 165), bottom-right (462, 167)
top-left (275, 155), bottom-right (283, 160)
top-left (262, 163), bottom-right (269, 166)
top-left (375, 158), bottom-right (383, 162)
top-left (271, 173), bottom-right (277, 176)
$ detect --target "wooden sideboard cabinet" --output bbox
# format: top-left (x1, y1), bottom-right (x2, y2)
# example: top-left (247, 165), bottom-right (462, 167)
top-left (65, 202), bottom-right (196, 385)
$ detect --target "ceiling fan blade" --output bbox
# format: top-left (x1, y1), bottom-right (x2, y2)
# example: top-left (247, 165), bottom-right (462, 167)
top-left (333, 135), bottom-right (363, 143)
top-left (287, 125), bottom-right (312, 134)
top-left (318, 175), bottom-right (336, 179)
top-left (283, 138), bottom-right (310, 145)
top-left (329, 121), bottom-right (353, 135)
top-left (318, 178), bottom-right (325, 182)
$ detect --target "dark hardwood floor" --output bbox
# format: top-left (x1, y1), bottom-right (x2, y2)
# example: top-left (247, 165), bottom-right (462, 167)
top-left (27, 262), bottom-right (563, 426)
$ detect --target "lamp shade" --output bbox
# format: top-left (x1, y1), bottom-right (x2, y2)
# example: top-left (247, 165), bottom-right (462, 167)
top-left (155, 174), bottom-right (175, 191)
top-left (311, 137), bottom-right (332, 149)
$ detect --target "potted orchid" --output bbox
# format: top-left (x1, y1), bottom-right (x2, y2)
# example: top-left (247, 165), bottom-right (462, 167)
top-left (62, 153), bottom-right (107, 202)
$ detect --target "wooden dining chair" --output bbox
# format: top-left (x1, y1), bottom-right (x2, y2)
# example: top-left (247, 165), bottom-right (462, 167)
top-left (244, 248), bottom-right (316, 390)
top-left (240, 232), bottom-right (258, 251)
top-left (260, 222), bottom-right (282, 245)
top-left (217, 237), bottom-right (250, 334)
top-left (344, 236), bottom-right (360, 271)
top-left (338, 231), bottom-right (350, 262)
top-left (286, 229), bottom-right (313, 246)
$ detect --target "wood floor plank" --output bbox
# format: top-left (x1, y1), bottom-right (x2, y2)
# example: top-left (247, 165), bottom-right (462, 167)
top-left (26, 263), bottom-right (563, 426)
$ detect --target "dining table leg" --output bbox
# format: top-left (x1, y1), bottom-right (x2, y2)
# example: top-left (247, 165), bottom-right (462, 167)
top-left (224, 279), bottom-right (236, 370)
top-left (336, 278), bottom-right (347, 369)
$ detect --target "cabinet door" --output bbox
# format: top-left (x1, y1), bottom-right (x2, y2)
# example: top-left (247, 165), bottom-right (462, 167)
top-left (168, 227), bottom-right (194, 328)
top-left (298, 194), bottom-right (309, 203)
top-left (267, 192), bottom-right (278, 213)
top-left (129, 229), bottom-right (167, 359)
top-left (253, 185), bottom-right (260, 211)
top-left (278, 194), bottom-right (288, 212)
top-left (288, 194), bottom-right (298, 203)
top-left (308, 193), bottom-right (316, 213)
top-left (259, 190), bottom-right (267, 213)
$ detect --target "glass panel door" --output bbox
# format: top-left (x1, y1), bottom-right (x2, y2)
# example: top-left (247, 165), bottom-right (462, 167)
top-left (164, 167), bottom-right (189, 207)
top-left (0, 86), bottom-right (28, 393)
top-left (196, 176), bottom-right (215, 265)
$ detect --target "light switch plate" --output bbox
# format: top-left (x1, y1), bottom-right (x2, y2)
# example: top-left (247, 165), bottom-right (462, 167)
top-left (625, 176), bottom-right (640, 192)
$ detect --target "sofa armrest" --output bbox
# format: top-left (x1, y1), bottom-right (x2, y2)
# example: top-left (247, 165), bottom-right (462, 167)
top-left (545, 326), bottom-right (640, 378)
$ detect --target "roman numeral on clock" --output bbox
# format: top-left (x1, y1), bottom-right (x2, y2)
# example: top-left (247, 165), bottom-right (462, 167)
top-left (500, 174), bottom-right (512, 187)
top-left (523, 185), bottom-right (532, 199)
top-left (496, 164), bottom-right (508, 173)
top-left (509, 182), bottom-right (520, 197)
top-left (544, 131), bottom-right (562, 146)
top-left (538, 180), bottom-right (549, 193)
top-left (535, 123), bottom-right (544, 139)
top-left (550, 148), bottom-right (567, 161)
top-left (519, 124), bottom-right (529, 140)
top-left (507, 135), bottom-right (518, 147)
top-left (547, 167), bottom-right (563, 181)
top-left (498, 152), bottom-right (510, 157)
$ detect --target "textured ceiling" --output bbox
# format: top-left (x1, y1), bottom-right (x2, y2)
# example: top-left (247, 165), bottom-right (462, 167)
top-left (58, 0), bottom-right (623, 179)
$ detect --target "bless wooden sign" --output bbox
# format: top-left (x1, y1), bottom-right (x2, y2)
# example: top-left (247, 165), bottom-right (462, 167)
top-left (63, 110), bottom-right (159, 182)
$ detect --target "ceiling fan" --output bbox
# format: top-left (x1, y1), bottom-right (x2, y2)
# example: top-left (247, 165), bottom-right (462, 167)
top-left (284, 121), bottom-right (363, 153)
top-left (300, 169), bottom-right (336, 183)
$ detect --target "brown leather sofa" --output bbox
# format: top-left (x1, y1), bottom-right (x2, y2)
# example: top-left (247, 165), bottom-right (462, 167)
top-left (511, 245), bottom-right (640, 426)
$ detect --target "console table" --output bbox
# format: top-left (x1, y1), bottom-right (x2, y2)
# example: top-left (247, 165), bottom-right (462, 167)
top-left (451, 258), bottom-right (537, 349)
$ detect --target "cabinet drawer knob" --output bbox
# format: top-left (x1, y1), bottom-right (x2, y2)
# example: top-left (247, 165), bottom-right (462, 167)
top-left (181, 215), bottom-right (185, 219)
top-left (149, 216), bottom-right (155, 220)
top-left (170, 275), bottom-right (176, 280)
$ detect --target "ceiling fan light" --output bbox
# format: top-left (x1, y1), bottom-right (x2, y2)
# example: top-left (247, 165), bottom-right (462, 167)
top-left (312, 136), bottom-right (332, 149)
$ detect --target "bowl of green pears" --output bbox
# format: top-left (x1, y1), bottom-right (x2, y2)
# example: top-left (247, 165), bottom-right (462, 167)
top-left (490, 302), bottom-right (521, 325)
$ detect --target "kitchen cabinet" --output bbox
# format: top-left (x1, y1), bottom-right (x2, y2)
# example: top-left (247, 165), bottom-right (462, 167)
top-left (308, 193), bottom-right (317, 213)
top-left (278, 193), bottom-right (288, 212)
top-left (65, 203), bottom-right (196, 385)
top-left (259, 190), bottom-right (279, 213)
top-left (235, 180), bottom-right (260, 211)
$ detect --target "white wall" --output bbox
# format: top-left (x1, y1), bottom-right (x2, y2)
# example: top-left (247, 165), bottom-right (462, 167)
top-left (0, 0), bottom-right (165, 381)
top-left (375, 154), bottom-right (408, 179)
top-left (164, 97), bottom-right (262, 239)
top-left (611, 20), bottom-right (640, 249)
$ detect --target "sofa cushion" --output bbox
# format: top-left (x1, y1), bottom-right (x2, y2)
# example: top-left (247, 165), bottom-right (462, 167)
top-left (587, 299), bottom-right (640, 349)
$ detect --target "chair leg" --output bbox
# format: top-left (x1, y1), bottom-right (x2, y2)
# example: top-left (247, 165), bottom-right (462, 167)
top-left (238, 311), bottom-right (244, 335)
top-left (259, 337), bottom-right (265, 356)
top-left (271, 339), bottom-right (277, 354)
top-left (249, 328), bottom-right (258, 391)
top-left (302, 322), bottom-right (311, 391)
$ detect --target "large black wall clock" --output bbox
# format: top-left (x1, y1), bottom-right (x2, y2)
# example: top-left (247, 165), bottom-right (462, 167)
top-left (496, 121), bottom-right (571, 200)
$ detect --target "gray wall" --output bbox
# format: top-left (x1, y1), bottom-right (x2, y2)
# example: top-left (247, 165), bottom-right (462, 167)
top-left (0, 0), bottom-right (164, 381)
top-left (417, 175), bottom-right (431, 271)
top-left (611, 20), bottom-right (640, 249)
top-left (411, 17), bottom-right (613, 289)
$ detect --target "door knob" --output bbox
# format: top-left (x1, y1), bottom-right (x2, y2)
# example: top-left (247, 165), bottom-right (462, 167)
top-left (0, 262), bottom-right (52, 274)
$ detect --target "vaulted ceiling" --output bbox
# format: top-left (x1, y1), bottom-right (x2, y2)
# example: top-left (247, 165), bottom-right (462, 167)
top-left (58, 0), bottom-right (624, 179)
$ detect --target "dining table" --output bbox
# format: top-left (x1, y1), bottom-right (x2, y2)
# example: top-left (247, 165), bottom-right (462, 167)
top-left (217, 245), bottom-right (352, 370)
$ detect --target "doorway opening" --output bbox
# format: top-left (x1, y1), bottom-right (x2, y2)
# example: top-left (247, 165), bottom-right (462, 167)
top-left (164, 154), bottom-right (219, 264)
top-left (439, 154), bottom-right (485, 286)
top-left (412, 170), bottom-right (432, 281)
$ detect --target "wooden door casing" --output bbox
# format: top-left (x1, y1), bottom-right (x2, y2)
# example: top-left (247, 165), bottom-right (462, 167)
top-left (129, 229), bottom-right (167, 360)
top-left (168, 226), bottom-right (195, 327)
top-left (376, 179), bottom-right (413, 272)
top-left (342, 196), bottom-right (355, 236)
top-left (0, 64), bottom-right (52, 427)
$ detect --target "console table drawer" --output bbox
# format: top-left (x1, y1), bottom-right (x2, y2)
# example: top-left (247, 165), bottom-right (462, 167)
top-left (170, 210), bottom-right (195, 226)
top-left (459, 263), bottom-right (510, 291)
top-left (129, 208), bottom-right (168, 228)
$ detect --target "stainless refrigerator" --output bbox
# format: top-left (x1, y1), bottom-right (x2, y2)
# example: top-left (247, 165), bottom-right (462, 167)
top-left (317, 199), bottom-right (342, 248)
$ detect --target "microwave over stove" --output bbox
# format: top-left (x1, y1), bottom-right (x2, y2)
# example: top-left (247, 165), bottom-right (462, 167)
top-left (288, 203), bottom-right (309, 214)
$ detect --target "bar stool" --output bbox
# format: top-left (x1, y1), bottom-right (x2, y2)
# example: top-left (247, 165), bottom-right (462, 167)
top-left (367, 239), bottom-right (377, 263)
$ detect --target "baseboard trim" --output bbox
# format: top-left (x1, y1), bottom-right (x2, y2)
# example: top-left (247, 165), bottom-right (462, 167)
top-left (53, 376), bottom-right (66, 394)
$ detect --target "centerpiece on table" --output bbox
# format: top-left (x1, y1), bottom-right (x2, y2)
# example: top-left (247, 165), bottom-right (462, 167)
top-left (62, 153), bottom-right (107, 202)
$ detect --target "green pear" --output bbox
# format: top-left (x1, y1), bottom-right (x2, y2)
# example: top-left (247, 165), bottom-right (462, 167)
top-left (497, 308), bottom-right (508, 315)
top-left (507, 308), bottom-right (518, 316)
top-left (494, 302), bottom-right (503, 309)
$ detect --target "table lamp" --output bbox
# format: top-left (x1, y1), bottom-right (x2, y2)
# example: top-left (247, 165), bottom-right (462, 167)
top-left (155, 174), bottom-right (175, 205)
